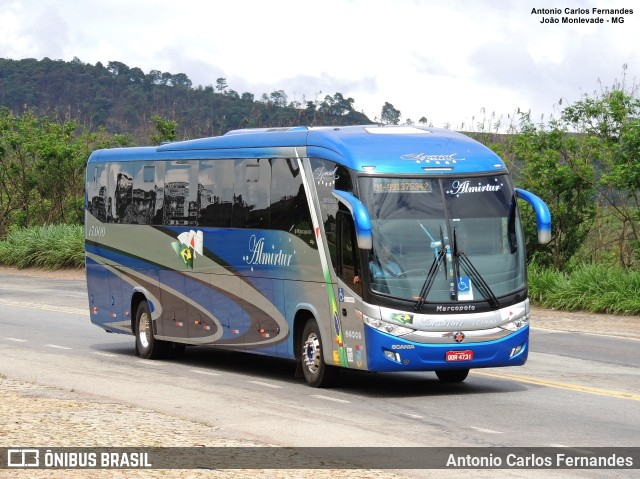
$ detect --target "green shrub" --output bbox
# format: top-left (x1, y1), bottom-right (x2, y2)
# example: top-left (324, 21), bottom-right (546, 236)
top-left (528, 263), bottom-right (640, 315)
top-left (0, 224), bottom-right (84, 269)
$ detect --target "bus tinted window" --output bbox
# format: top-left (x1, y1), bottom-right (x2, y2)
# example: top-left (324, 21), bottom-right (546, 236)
top-left (164, 160), bottom-right (198, 226)
top-left (87, 163), bottom-right (108, 222)
top-left (198, 159), bottom-right (233, 227)
top-left (242, 159), bottom-right (270, 229)
top-left (271, 158), bottom-right (314, 245)
top-left (132, 163), bottom-right (157, 225)
top-left (108, 163), bottom-right (135, 223)
top-left (310, 159), bottom-right (353, 267)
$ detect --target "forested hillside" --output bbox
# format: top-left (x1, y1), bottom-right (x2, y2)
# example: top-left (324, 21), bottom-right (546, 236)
top-left (0, 57), bottom-right (372, 140)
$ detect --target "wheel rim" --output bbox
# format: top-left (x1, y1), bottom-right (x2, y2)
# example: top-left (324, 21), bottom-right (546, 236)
top-left (139, 312), bottom-right (151, 349)
top-left (303, 332), bottom-right (321, 374)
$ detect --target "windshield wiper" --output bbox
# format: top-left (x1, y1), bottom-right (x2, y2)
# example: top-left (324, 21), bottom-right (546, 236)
top-left (453, 228), bottom-right (499, 308)
top-left (414, 224), bottom-right (449, 309)
top-left (414, 248), bottom-right (445, 310)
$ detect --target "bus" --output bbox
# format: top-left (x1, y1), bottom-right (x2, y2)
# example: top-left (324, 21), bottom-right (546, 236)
top-left (85, 125), bottom-right (551, 387)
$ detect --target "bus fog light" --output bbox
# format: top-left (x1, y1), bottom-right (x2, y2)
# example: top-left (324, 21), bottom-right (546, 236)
top-left (383, 349), bottom-right (401, 362)
top-left (510, 343), bottom-right (524, 358)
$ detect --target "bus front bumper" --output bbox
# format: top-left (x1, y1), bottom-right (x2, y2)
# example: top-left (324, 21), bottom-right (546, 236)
top-left (364, 324), bottom-right (529, 372)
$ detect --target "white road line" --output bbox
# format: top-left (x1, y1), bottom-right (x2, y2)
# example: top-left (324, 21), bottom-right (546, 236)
top-left (92, 352), bottom-right (117, 358)
top-left (135, 360), bottom-right (163, 366)
top-left (469, 426), bottom-right (504, 434)
top-left (311, 394), bottom-right (351, 404)
top-left (0, 299), bottom-right (86, 316)
top-left (400, 412), bottom-right (424, 419)
top-left (190, 369), bottom-right (220, 377)
top-left (45, 344), bottom-right (72, 350)
top-left (248, 380), bottom-right (282, 389)
top-left (548, 444), bottom-right (568, 448)
top-left (5, 337), bottom-right (27, 342)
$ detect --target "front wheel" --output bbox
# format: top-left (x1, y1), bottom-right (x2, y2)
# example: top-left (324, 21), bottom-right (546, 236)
top-left (301, 319), bottom-right (335, 388)
top-left (435, 369), bottom-right (469, 383)
top-left (135, 300), bottom-right (169, 359)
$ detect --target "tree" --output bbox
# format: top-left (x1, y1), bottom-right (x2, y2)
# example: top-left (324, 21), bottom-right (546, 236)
top-left (216, 77), bottom-right (228, 92)
top-left (0, 108), bottom-right (120, 235)
top-left (269, 90), bottom-right (288, 107)
top-left (160, 72), bottom-right (173, 85)
top-left (381, 102), bottom-right (401, 125)
top-left (107, 61), bottom-right (130, 77)
top-left (318, 92), bottom-right (354, 116)
top-left (510, 114), bottom-right (596, 270)
top-left (172, 73), bottom-right (192, 89)
top-left (561, 86), bottom-right (640, 267)
top-left (149, 115), bottom-right (177, 144)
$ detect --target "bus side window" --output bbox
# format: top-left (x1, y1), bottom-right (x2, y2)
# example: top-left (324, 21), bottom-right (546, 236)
top-left (164, 160), bottom-right (198, 226)
top-left (87, 164), bottom-right (108, 223)
top-left (108, 163), bottom-right (134, 224)
top-left (271, 158), bottom-right (314, 246)
top-left (244, 159), bottom-right (270, 230)
top-left (334, 165), bottom-right (353, 193)
top-left (198, 159), bottom-right (233, 227)
top-left (131, 163), bottom-right (156, 225)
top-left (336, 210), bottom-right (362, 296)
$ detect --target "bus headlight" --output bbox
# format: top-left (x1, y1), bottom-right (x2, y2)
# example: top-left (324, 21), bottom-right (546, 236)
top-left (499, 311), bottom-right (530, 332)
top-left (356, 309), bottom-right (414, 337)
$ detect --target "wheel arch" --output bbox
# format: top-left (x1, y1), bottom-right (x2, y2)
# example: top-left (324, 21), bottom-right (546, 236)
top-left (130, 290), bottom-right (148, 334)
top-left (292, 305), bottom-right (318, 360)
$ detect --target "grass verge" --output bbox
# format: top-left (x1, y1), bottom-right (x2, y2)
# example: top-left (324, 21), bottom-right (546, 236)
top-left (528, 263), bottom-right (640, 315)
top-left (0, 224), bottom-right (84, 269)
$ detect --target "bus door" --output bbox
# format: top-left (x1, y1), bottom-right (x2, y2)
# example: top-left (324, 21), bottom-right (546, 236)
top-left (335, 211), bottom-right (365, 367)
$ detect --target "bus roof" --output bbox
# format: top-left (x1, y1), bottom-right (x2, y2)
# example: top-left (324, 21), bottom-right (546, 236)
top-left (87, 125), bottom-right (506, 175)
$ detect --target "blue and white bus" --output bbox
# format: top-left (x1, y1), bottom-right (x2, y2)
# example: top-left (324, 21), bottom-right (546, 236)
top-left (85, 125), bottom-right (550, 387)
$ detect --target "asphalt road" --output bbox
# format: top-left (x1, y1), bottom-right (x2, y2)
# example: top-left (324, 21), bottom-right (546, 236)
top-left (0, 272), bottom-right (638, 476)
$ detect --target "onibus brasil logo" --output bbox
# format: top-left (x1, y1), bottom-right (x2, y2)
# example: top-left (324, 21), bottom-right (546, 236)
top-left (171, 230), bottom-right (204, 268)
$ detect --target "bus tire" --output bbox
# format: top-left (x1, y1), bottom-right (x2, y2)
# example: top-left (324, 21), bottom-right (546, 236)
top-left (301, 319), bottom-right (335, 388)
top-left (135, 300), bottom-right (169, 359)
top-left (435, 369), bottom-right (469, 383)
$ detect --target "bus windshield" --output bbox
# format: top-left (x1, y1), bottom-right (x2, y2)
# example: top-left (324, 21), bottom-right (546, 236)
top-left (358, 175), bottom-right (526, 305)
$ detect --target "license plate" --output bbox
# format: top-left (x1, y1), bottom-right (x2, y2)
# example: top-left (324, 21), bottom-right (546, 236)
top-left (446, 350), bottom-right (473, 362)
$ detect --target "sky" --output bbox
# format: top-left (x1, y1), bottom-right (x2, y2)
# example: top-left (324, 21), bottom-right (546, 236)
top-left (0, 0), bottom-right (638, 131)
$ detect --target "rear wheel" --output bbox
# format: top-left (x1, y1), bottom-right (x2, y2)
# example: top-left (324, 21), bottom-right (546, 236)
top-left (435, 369), bottom-right (469, 383)
top-left (135, 300), bottom-right (169, 359)
top-left (301, 319), bottom-right (335, 388)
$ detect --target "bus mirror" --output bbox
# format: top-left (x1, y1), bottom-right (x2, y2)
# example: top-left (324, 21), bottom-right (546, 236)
top-left (515, 188), bottom-right (552, 244)
top-left (332, 190), bottom-right (373, 250)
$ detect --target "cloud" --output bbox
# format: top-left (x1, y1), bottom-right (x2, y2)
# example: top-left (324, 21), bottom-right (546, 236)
top-left (1, 0), bottom-right (638, 130)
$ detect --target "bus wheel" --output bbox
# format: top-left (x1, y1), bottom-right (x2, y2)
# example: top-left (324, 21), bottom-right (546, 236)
top-left (435, 369), bottom-right (469, 383)
top-left (135, 300), bottom-right (168, 359)
top-left (301, 319), bottom-right (335, 388)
